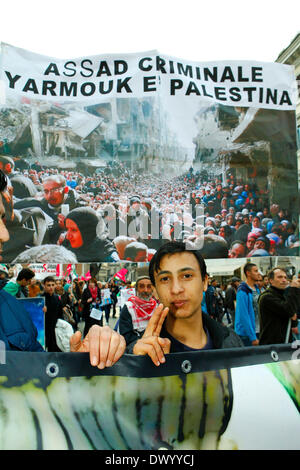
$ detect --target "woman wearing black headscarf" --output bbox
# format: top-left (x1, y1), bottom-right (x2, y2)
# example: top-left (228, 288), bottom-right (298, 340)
top-left (62, 207), bottom-right (119, 262)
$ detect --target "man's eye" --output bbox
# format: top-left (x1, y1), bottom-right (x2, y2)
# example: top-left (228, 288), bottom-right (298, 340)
top-left (159, 277), bottom-right (169, 283)
top-left (183, 273), bottom-right (193, 279)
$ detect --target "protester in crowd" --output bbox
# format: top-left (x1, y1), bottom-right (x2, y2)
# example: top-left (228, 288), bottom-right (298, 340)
top-left (109, 279), bottom-right (120, 319)
top-left (14, 174), bottom-right (80, 244)
top-left (128, 241), bottom-right (243, 365)
top-left (101, 282), bottom-right (113, 325)
top-left (55, 278), bottom-right (64, 297)
top-left (224, 277), bottom-right (240, 326)
top-left (61, 282), bottom-right (78, 330)
top-left (28, 277), bottom-right (43, 297)
top-left (234, 263), bottom-right (261, 346)
top-left (61, 207), bottom-right (120, 262)
top-left (119, 276), bottom-right (158, 346)
top-left (0, 169), bottom-right (126, 364)
top-left (258, 268), bottom-right (300, 345)
top-left (0, 264), bottom-right (9, 289)
top-left (228, 240), bottom-right (246, 258)
top-left (205, 278), bottom-right (221, 321)
top-left (3, 267), bottom-right (35, 298)
top-left (42, 276), bottom-right (64, 352)
top-left (81, 277), bottom-right (103, 337)
top-left (1, 160), bottom-right (298, 262)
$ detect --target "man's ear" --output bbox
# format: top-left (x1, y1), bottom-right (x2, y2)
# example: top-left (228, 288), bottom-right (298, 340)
top-left (203, 274), bottom-right (209, 292)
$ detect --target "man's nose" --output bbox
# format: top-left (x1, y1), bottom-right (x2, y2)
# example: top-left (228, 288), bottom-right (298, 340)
top-left (170, 278), bottom-right (184, 294)
top-left (0, 218), bottom-right (9, 243)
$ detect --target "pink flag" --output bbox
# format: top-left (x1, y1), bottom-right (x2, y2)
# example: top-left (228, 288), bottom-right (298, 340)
top-left (114, 268), bottom-right (128, 282)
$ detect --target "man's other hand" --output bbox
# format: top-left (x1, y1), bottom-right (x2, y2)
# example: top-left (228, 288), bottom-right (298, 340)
top-left (70, 325), bottom-right (126, 369)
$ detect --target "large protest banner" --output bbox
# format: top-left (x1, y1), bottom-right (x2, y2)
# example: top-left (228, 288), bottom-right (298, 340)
top-left (0, 43), bottom-right (298, 263)
top-left (0, 346), bottom-right (299, 450)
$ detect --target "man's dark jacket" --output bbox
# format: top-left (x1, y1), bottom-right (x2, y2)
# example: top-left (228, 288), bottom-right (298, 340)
top-left (126, 312), bottom-right (243, 353)
top-left (258, 285), bottom-right (300, 345)
top-left (0, 287), bottom-right (44, 351)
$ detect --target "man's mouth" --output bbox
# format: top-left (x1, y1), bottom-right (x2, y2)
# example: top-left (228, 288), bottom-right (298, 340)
top-left (172, 300), bottom-right (187, 308)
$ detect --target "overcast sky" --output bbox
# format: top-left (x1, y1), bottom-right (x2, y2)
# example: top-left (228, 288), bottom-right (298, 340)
top-left (1, 0), bottom-right (299, 62)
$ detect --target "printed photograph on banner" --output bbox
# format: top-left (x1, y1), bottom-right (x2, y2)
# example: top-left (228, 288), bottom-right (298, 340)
top-left (0, 46), bottom-right (298, 262)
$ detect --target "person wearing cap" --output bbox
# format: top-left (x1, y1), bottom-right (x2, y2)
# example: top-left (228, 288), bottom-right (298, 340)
top-left (61, 207), bottom-right (119, 262)
top-left (224, 277), bottom-right (241, 326)
top-left (119, 276), bottom-right (157, 346)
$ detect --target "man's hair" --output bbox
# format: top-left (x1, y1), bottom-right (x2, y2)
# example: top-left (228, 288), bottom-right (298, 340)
top-left (199, 234), bottom-right (228, 258)
top-left (43, 174), bottom-right (66, 187)
top-left (124, 241), bottom-right (148, 261)
top-left (16, 268), bottom-right (35, 281)
top-left (243, 263), bottom-right (257, 277)
top-left (149, 241), bottom-right (207, 286)
top-left (0, 169), bottom-right (8, 193)
top-left (267, 266), bottom-right (286, 280)
top-left (12, 245), bottom-right (78, 263)
top-left (43, 276), bottom-right (56, 284)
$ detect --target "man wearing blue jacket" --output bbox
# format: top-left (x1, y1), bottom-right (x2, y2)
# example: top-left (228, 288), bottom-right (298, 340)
top-left (234, 262), bottom-right (261, 346)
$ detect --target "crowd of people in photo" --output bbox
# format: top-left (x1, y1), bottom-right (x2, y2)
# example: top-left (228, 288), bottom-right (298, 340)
top-left (0, 154), bottom-right (298, 263)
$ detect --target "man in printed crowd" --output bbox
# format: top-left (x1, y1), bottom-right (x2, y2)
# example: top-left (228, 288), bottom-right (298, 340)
top-left (0, 168), bottom-right (125, 366)
top-left (14, 174), bottom-right (84, 243)
top-left (234, 263), bottom-right (261, 346)
top-left (258, 267), bottom-right (300, 345)
top-left (119, 275), bottom-right (158, 346)
top-left (127, 241), bottom-right (243, 365)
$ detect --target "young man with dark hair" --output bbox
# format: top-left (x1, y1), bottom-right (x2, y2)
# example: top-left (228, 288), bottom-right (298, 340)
top-left (258, 267), bottom-right (300, 344)
top-left (3, 267), bottom-right (35, 298)
top-left (129, 241), bottom-right (242, 365)
top-left (234, 263), bottom-right (261, 346)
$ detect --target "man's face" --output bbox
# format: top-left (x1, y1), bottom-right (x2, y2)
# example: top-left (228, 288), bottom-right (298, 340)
top-left (246, 237), bottom-right (255, 251)
top-left (269, 269), bottom-right (288, 290)
top-left (229, 243), bottom-right (245, 258)
top-left (43, 180), bottom-right (64, 206)
top-left (247, 266), bottom-right (261, 283)
top-left (154, 252), bottom-right (208, 321)
top-left (254, 239), bottom-right (266, 251)
top-left (44, 281), bottom-right (56, 295)
top-left (19, 277), bottom-right (34, 287)
top-left (0, 192), bottom-right (9, 262)
top-left (136, 278), bottom-right (153, 300)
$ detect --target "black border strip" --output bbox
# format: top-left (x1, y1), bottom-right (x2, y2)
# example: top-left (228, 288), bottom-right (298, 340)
top-left (0, 344), bottom-right (296, 383)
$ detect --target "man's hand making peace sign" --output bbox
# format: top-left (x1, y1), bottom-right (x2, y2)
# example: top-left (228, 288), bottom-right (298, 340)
top-left (133, 304), bottom-right (171, 366)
